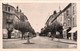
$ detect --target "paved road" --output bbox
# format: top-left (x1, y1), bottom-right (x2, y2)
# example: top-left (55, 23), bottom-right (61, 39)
top-left (3, 36), bottom-right (77, 49)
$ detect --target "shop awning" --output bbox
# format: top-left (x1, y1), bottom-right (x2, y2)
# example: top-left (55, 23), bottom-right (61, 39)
top-left (63, 29), bottom-right (67, 31)
top-left (11, 29), bottom-right (19, 33)
top-left (68, 27), bottom-right (77, 33)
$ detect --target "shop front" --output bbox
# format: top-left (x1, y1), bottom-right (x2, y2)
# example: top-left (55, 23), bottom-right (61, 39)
top-left (63, 29), bottom-right (67, 39)
top-left (68, 27), bottom-right (77, 41)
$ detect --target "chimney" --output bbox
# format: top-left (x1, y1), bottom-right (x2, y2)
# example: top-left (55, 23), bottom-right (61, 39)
top-left (53, 10), bottom-right (57, 15)
top-left (20, 9), bottom-right (22, 13)
top-left (59, 5), bottom-right (61, 13)
top-left (16, 6), bottom-right (19, 12)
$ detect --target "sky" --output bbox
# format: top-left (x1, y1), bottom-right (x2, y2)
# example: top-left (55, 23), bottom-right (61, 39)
top-left (7, 3), bottom-right (68, 32)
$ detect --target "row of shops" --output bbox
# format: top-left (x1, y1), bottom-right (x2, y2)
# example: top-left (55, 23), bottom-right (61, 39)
top-left (3, 29), bottom-right (22, 39)
top-left (3, 29), bottom-right (36, 39)
top-left (63, 27), bottom-right (77, 41)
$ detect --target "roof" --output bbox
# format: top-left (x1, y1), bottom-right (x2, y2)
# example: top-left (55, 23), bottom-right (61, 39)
top-left (62, 3), bottom-right (71, 12)
top-left (46, 15), bottom-right (53, 24)
top-left (2, 3), bottom-right (16, 15)
top-left (46, 14), bottom-right (57, 24)
top-left (15, 9), bottom-right (28, 20)
top-left (2, 3), bottom-right (15, 9)
top-left (51, 3), bottom-right (72, 23)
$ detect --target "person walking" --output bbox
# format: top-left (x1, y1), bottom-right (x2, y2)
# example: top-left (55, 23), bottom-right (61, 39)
top-left (51, 32), bottom-right (56, 40)
top-left (48, 32), bottom-right (51, 38)
top-left (26, 32), bottom-right (30, 43)
top-left (56, 31), bottom-right (60, 41)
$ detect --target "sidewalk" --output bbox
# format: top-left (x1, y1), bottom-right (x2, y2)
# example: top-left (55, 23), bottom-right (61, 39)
top-left (53, 38), bottom-right (77, 45)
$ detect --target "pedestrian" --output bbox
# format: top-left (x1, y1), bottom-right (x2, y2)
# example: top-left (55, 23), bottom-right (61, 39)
top-left (56, 31), bottom-right (60, 41)
top-left (51, 31), bottom-right (56, 40)
top-left (48, 32), bottom-right (51, 38)
top-left (51, 33), bottom-right (55, 40)
top-left (26, 32), bottom-right (30, 43)
top-left (23, 32), bottom-right (27, 39)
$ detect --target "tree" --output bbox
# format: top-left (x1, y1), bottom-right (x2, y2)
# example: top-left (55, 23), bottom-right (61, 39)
top-left (14, 20), bottom-right (35, 39)
top-left (51, 21), bottom-right (63, 39)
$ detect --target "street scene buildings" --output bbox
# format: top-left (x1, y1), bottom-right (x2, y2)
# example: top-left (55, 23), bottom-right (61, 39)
top-left (40, 3), bottom-right (77, 41)
top-left (2, 3), bottom-right (35, 39)
top-left (3, 3), bottom-right (77, 48)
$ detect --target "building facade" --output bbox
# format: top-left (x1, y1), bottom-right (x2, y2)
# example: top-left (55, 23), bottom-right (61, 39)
top-left (2, 3), bottom-right (29, 38)
top-left (62, 3), bottom-right (77, 40)
top-left (56, 3), bottom-right (77, 40)
top-left (2, 3), bottom-right (15, 29)
top-left (44, 3), bottom-right (77, 41)
top-left (2, 3), bottom-right (16, 38)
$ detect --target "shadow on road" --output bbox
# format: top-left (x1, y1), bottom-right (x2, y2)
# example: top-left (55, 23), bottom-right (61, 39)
top-left (23, 43), bottom-right (35, 44)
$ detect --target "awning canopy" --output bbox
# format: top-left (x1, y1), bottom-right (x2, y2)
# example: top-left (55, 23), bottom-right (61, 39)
top-left (11, 29), bottom-right (19, 33)
top-left (68, 27), bottom-right (77, 33)
top-left (63, 29), bottom-right (67, 31)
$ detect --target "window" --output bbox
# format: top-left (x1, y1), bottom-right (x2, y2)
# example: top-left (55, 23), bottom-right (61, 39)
top-left (66, 10), bottom-right (69, 16)
top-left (8, 7), bottom-right (10, 12)
top-left (68, 19), bottom-right (70, 27)
top-left (61, 17), bottom-right (62, 21)
top-left (73, 6), bottom-right (75, 15)
top-left (5, 7), bottom-right (7, 11)
top-left (73, 18), bottom-right (75, 27)
top-left (64, 13), bottom-right (66, 20)
top-left (7, 15), bottom-right (10, 19)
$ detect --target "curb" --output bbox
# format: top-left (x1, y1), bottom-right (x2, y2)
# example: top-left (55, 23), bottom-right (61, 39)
top-left (53, 39), bottom-right (77, 45)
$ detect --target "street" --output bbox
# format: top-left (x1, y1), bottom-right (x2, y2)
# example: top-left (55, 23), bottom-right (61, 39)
top-left (3, 36), bottom-right (77, 49)
top-left (2, 3), bottom-right (77, 49)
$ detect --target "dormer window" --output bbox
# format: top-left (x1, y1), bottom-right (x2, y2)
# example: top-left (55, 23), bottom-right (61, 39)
top-left (8, 7), bottom-right (10, 12)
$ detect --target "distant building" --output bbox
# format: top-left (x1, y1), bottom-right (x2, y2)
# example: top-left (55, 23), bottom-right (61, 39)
top-left (56, 11), bottom-right (64, 26)
top-left (46, 11), bottom-right (57, 26)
